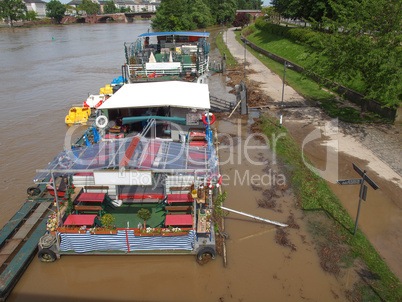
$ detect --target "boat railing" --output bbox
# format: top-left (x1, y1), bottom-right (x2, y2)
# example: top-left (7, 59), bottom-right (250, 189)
top-left (128, 59), bottom-right (209, 77)
top-left (139, 118), bottom-right (156, 137)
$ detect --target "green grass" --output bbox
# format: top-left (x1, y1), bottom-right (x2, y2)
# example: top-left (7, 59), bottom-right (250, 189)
top-left (233, 31), bottom-right (389, 123)
top-left (215, 31), bottom-right (238, 68)
top-left (258, 115), bottom-right (402, 301)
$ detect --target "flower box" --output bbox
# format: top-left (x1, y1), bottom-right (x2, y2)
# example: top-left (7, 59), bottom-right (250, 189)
top-left (136, 232), bottom-right (161, 237)
top-left (91, 230), bottom-right (117, 235)
top-left (162, 232), bottom-right (189, 237)
top-left (57, 228), bottom-right (86, 234)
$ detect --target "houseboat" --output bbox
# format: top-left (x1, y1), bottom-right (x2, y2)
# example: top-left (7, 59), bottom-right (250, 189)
top-left (123, 31), bottom-right (210, 84)
top-left (35, 81), bottom-right (220, 262)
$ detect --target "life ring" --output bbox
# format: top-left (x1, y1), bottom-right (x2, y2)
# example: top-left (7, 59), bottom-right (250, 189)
top-left (197, 246), bottom-right (216, 260)
top-left (202, 112), bottom-right (215, 125)
top-left (95, 115), bottom-right (108, 129)
top-left (207, 173), bottom-right (222, 188)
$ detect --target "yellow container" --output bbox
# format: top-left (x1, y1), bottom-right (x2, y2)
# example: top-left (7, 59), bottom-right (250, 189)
top-left (99, 84), bottom-right (113, 95)
top-left (65, 107), bottom-right (91, 125)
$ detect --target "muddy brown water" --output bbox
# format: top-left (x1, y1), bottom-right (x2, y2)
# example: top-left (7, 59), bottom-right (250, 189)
top-left (0, 23), bottom-right (374, 301)
top-left (283, 119), bottom-right (402, 281)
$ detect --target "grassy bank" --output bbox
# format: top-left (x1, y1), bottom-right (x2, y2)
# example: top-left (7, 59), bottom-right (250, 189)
top-left (257, 116), bottom-right (401, 301)
top-left (215, 28), bottom-right (401, 301)
top-left (216, 31), bottom-right (238, 68)
top-left (233, 30), bottom-right (387, 124)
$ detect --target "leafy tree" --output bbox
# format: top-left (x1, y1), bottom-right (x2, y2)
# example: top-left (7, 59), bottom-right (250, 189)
top-left (309, 0), bottom-right (402, 109)
top-left (152, 0), bottom-right (188, 31)
top-left (232, 12), bottom-right (250, 28)
top-left (25, 9), bottom-right (38, 21)
top-left (215, 0), bottom-right (237, 24)
top-left (46, 0), bottom-right (66, 23)
top-left (152, 0), bottom-right (258, 30)
top-left (237, 0), bottom-right (262, 9)
top-left (271, 0), bottom-right (336, 25)
top-left (103, 0), bottom-right (117, 13)
top-left (0, 0), bottom-right (27, 26)
top-left (79, 0), bottom-right (100, 15)
top-left (119, 6), bottom-right (130, 13)
top-left (189, 0), bottom-right (212, 29)
top-left (137, 208), bottom-right (152, 229)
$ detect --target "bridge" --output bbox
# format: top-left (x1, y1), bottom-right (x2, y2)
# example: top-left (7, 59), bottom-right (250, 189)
top-left (62, 12), bottom-right (155, 24)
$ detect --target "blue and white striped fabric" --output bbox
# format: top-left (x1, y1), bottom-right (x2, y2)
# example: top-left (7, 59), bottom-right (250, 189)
top-left (60, 230), bottom-right (195, 253)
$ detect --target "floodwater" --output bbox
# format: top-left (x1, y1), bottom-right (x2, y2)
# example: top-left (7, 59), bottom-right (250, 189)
top-left (0, 23), bottom-right (360, 301)
top-left (284, 120), bottom-right (402, 280)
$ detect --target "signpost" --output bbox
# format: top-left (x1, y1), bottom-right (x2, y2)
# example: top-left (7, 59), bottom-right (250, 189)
top-left (337, 163), bottom-right (379, 235)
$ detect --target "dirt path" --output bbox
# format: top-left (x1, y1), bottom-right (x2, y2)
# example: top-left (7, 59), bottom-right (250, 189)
top-left (224, 28), bottom-right (402, 280)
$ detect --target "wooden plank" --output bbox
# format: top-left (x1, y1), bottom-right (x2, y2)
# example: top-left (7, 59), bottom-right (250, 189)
top-left (0, 255), bottom-right (9, 268)
top-left (0, 216), bottom-right (48, 298)
top-left (0, 239), bottom-right (22, 256)
top-left (13, 202), bottom-right (51, 240)
top-left (0, 201), bottom-right (37, 249)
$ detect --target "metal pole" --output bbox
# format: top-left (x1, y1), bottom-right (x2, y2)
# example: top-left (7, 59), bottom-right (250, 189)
top-left (280, 61), bottom-right (287, 128)
top-left (244, 39), bottom-right (246, 79)
top-left (51, 171), bottom-right (61, 248)
top-left (221, 206), bottom-right (288, 227)
top-left (354, 171), bottom-right (366, 235)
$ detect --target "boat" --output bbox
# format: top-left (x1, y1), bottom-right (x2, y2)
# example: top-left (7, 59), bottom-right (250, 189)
top-left (34, 80), bottom-right (220, 261)
top-left (123, 31), bottom-right (210, 84)
top-left (66, 78), bottom-right (124, 125)
top-left (64, 106), bottom-right (91, 125)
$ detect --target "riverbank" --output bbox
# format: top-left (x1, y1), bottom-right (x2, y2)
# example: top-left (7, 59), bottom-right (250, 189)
top-left (222, 27), bottom-right (401, 300)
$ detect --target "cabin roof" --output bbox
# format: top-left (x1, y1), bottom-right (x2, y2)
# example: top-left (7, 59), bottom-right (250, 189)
top-left (98, 81), bottom-right (210, 110)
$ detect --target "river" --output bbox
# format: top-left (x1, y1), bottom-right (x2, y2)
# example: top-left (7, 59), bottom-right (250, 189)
top-left (1, 22), bottom-right (352, 301)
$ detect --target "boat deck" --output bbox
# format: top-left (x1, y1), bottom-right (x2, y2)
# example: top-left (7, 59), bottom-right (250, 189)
top-left (0, 190), bottom-right (53, 301)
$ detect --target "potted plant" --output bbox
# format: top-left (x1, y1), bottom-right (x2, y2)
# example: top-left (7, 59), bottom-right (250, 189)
top-left (137, 208), bottom-right (151, 229)
top-left (57, 226), bottom-right (87, 234)
top-left (137, 227), bottom-right (162, 236)
top-left (162, 227), bottom-right (190, 236)
top-left (90, 214), bottom-right (117, 234)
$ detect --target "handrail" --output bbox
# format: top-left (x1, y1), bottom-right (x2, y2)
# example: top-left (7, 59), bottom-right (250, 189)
top-left (139, 118), bottom-right (156, 137)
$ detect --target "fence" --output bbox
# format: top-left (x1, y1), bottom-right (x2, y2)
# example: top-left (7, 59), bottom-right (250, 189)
top-left (241, 36), bottom-right (398, 121)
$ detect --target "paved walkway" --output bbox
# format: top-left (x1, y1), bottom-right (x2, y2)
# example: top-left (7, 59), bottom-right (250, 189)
top-left (224, 28), bottom-right (402, 280)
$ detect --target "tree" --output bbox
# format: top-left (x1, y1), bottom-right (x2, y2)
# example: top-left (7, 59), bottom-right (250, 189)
top-left (25, 10), bottom-right (38, 21)
top-left (308, 0), bottom-right (402, 109)
top-left (103, 0), bottom-right (117, 14)
top-left (215, 0), bottom-right (237, 24)
top-left (189, 0), bottom-right (212, 29)
top-left (119, 6), bottom-right (130, 13)
top-left (79, 0), bottom-right (100, 15)
top-left (271, 0), bottom-right (336, 25)
top-left (46, 0), bottom-right (65, 23)
top-left (137, 208), bottom-right (152, 229)
top-left (232, 12), bottom-right (250, 28)
top-left (0, 0), bottom-right (27, 26)
top-left (152, 0), bottom-right (188, 31)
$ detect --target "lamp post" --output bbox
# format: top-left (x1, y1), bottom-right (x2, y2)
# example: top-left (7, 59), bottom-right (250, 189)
top-left (243, 39), bottom-right (247, 79)
top-left (279, 61), bottom-right (292, 128)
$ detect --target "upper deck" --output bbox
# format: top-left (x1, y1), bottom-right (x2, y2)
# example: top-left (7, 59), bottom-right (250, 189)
top-left (124, 32), bottom-right (210, 83)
